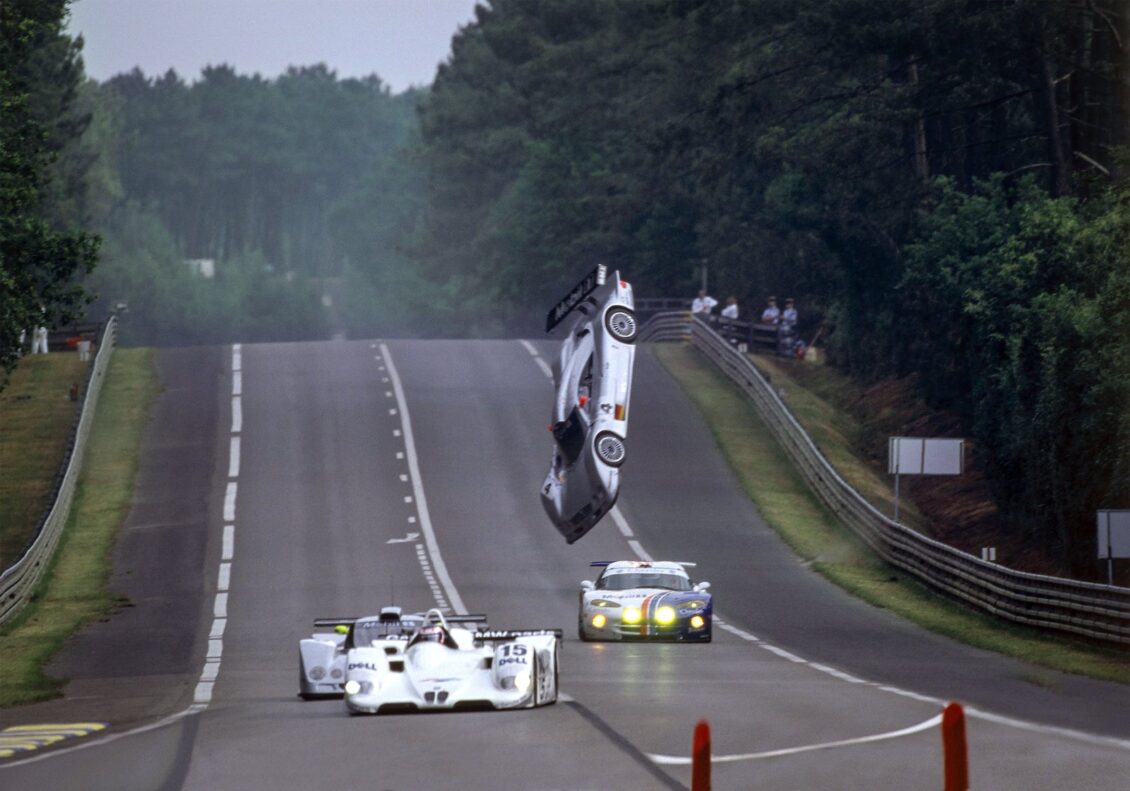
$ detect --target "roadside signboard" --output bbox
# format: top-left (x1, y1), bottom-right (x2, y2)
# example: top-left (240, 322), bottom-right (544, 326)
top-left (887, 437), bottom-right (964, 521)
top-left (1097, 510), bottom-right (1130, 585)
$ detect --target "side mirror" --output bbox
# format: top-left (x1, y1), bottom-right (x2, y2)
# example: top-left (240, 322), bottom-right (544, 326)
top-left (334, 624), bottom-right (349, 635)
top-left (581, 580), bottom-right (595, 591)
top-left (694, 581), bottom-right (711, 592)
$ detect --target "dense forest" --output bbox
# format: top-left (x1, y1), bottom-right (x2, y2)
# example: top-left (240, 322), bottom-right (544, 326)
top-left (1, 0), bottom-right (1127, 576)
top-left (414, 0), bottom-right (1128, 575)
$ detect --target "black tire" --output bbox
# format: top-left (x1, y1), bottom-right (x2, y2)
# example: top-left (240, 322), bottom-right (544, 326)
top-left (605, 307), bottom-right (637, 343)
top-left (594, 432), bottom-right (626, 467)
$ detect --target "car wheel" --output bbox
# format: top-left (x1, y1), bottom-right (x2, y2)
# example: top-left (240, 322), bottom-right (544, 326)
top-left (605, 308), bottom-right (637, 342)
top-left (595, 432), bottom-right (626, 467)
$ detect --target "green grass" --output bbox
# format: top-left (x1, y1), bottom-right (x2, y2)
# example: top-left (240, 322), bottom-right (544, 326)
top-left (653, 343), bottom-right (1130, 685)
top-left (0, 354), bottom-right (90, 568)
top-left (0, 349), bottom-right (160, 707)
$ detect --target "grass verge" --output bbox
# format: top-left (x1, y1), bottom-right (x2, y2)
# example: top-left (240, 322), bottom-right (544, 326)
top-left (0, 348), bottom-right (160, 707)
top-left (0, 354), bottom-right (89, 568)
top-left (653, 343), bottom-right (1129, 685)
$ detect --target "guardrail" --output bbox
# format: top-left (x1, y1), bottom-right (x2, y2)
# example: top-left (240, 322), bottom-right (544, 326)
top-left (640, 311), bottom-right (1130, 645)
top-left (0, 317), bottom-right (117, 627)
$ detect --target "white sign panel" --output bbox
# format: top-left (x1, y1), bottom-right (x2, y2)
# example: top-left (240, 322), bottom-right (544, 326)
top-left (888, 437), bottom-right (964, 476)
top-left (1097, 510), bottom-right (1130, 559)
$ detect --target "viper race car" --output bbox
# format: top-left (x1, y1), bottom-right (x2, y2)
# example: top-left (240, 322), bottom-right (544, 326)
top-left (342, 609), bottom-right (561, 714)
top-left (541, 264), bottom-right (637, 543)
top-left (298, 606), bottom-right (489, 698)
top-left (578, 561), bottom-right (712, 641)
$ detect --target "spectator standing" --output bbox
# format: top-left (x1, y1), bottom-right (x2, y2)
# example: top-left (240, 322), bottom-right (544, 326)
top-left (721, 296), bottom-right (739, 319)
top-left (760, 296), bottom-right (780, 325)
top-left (691, 289), bottom-right (718, 316)
top-left (781, 298), bottom-right (797, 328)
top-left (32, 326), bottom-right (49, 354)
top-left (778, 297), bottom-right (799, 356)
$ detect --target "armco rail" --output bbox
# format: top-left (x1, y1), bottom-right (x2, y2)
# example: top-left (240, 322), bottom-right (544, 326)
top-left (639, 311), bottom-right (1130, 645)
top-left (0, 317), bottom-right (117, 627)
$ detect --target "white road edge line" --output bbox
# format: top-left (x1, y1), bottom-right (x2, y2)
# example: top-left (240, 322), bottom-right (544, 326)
top-left (380, 343), bottom-right (467, 615)
top-left (519, 339), bottom-right (553, 379)
top-left (648, 714), bottom-right (944, 765)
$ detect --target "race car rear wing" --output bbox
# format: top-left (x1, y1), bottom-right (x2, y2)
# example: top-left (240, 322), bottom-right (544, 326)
top-left (545, 265), bottom-right (607, 333)
top-left (473, 629), bottom-right (563, 641)
top-left (313, 614), bottom-right (489, 628)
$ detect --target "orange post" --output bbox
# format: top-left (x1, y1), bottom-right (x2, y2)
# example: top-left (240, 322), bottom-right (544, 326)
top-left (942, 702), bottom-right (969, 791)
top-left (692, 719), bottom-right (711, 791)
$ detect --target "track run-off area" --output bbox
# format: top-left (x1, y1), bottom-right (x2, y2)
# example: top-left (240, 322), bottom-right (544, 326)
top-left (2, 339), bottom-right (1129, 790)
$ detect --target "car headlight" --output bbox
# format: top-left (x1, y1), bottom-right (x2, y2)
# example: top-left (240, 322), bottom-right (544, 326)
top-left (655, 606), bottom-right (676, 625)
top-left (622, 607), bottom-right (642, 624)
top-left (308, 666), bottom-right (325, 680)
top-left (682, 600), bottom-right (706, 611)
top-left (514, 672), bottom-right (532, 692)
top-left (344, 680), bottom-right (361, 695)
top-left (591, 613), bottom-right (607, 629)
top-left (690, 615), bottom-right (706, 629)
top-left (590, 599), bottom-right (621, 608)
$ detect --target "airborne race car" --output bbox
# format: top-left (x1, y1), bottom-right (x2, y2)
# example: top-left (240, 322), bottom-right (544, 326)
top-left (298, 607), bottom-right (489, 699)
top-left (541, 264), bottom-right (637, 544)
top-left (341, 609), bottom-right (561, 714)
top-left (578, 561), bottom-right (713, 642)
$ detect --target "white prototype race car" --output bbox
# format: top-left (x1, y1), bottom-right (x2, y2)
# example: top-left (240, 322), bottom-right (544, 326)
top-left (541, 264), bottom-right (637, 543)
top-left (298, 606), bottom-right (489, 699)
top-left (341, 609), bottom-right (561, 714)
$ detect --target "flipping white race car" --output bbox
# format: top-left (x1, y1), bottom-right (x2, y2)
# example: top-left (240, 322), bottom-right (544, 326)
top-left (341, 609), bottom-right (561, 714)
top-left (541, 264), bottom-right (637, 543)
top-left (298, 606), bottom-right (489, 699)
top-left (578, 561), bottom-right (713, 642)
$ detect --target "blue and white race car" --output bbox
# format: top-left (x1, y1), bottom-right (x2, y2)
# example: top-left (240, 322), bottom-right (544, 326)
top-left (578, 561), bottom-right (712, 642)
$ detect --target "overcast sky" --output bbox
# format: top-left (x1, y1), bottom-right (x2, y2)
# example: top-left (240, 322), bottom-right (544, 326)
top-left (65, 0), bottom-right (482, 93)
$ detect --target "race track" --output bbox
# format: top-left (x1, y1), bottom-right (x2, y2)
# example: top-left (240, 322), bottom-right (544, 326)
top-left (3, 338), bottom-right (1129, 790)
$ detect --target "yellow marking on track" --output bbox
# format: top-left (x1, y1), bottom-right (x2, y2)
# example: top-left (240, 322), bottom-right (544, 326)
top-left (0, 722), bottom-right (107, 759)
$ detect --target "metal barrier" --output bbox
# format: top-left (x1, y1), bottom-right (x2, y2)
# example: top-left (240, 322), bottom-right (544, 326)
top-left (0, 317), bottom-right (117, 627)
top-left (640, 312), bottom-right (1130, 645)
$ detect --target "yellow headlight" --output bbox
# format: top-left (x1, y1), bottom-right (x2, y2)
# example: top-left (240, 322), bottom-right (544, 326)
top-left (591, 613), bottom-right (607, 629)
top-left (622, 606), bottom-right (642, 624)
top-left (690, 615), bottom-right (705, 629)
top-left (655, 606), bottom-right (676, 625)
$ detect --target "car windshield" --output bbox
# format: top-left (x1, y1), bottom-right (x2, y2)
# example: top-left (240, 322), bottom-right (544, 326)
top-left (598, 572), bottom-right (691, 591)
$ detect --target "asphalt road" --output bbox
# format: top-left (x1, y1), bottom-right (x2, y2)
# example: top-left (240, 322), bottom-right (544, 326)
top-left (2, 338), bottom-right (1129, 790)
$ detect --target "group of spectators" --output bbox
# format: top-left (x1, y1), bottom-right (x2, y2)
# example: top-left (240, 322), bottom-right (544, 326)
top-left (691, 290), bottom-right (803, 357)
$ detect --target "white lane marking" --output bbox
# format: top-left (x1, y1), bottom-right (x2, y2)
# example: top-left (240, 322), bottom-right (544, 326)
top-left (231, 396), bottom-right (242, 433)
top-left (209, 619), bottom-right (226, 639)
top-left (227, 436), bottom-right (240, 478)
top-left (610, 505), bottom-right (633, 537)
top-left (207, 640), bottom-right (223, 659)
top-left (413, 544), bottom-right (450, 610)
top-left (403, 495), bottom-right (413, 504)
top-left (217, 562), bottom-right (231, 591)
top-left (200, 661), bottom-right (220, 681)
top-left (627, 539), bottom-right (652, 561)
top-left (193, 682), bottom-right (214, 705)
top-left (222, 525), bottom-right (234, 561)
top-left (761, 644), bottom-right (806, 663)
top-left (519, 339), bottom-right (554, 379)
top-left (381, 344), bottom-right (466, 614)
top-left (389, 408), bottom-right (398, 416)
top-left (393, 429), bottom-right (401, 437)
top-left (385, 391), bottom-right (393, 398)
top-left (809, 663), bottom-right (866, 684)
top-left (223, 482), bottom-right (237, 521)
top-left (396, 451), bottom-right (404, 459)
top-left (715, 619), bottom-right (759, 642)
top-left (232, 345), bottom-right (241, 372)
top-left (386, 532), bottom-right (420, 544)
top-left (408, 515), bottom-right (417, 524)
top-left (213, 593), bottom-right (228, 619)
top-left (232, 370), bottom-right (242, 396)
top-left (648, 714), bottom-right (944, 765)
top-left (399, 474), bottom-right (408, 482)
